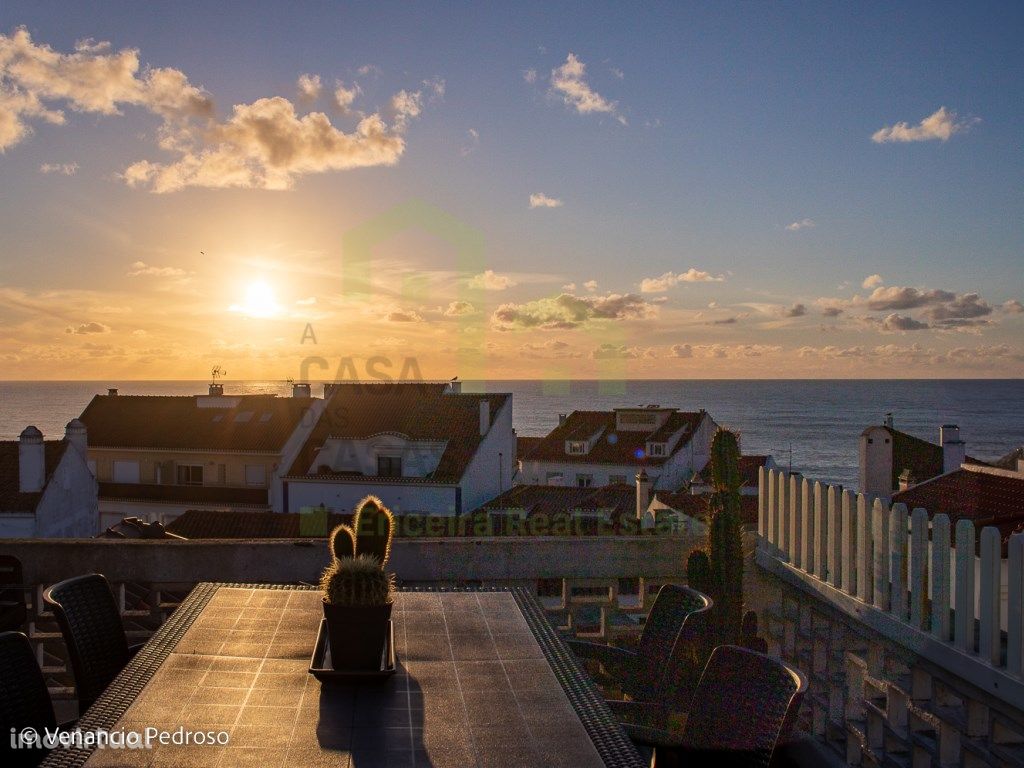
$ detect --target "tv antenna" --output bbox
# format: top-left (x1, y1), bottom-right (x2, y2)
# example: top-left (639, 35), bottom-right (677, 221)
top-left (211, 365), bottom-right (226, 384)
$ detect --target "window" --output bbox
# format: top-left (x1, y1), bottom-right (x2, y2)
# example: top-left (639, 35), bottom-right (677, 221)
top-left (176, 464), bottom-right (203, 486)
top-left (377, 456), bottom-right (402, 477)
top-left (245, 464), bottom-right (267, 486)
top-left (649, 443), bottom-right (666, 457)
top-left (112, 460), bottom-right (140, 484)
top-left (608, 474), bottom-right (627, 485)
top-left (576, 474), bottom-right (593, 488)
top-left (567, 441), bottom-right (587, 455)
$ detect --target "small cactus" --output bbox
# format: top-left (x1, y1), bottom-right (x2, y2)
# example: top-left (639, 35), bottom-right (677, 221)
top-left (352, 495), bottom-right (395, 567)
top-left (706, 428), bottom-right (744, 644)
top-left (329, 524), bottom-right (356, 560)
top-left (321, 554), bottom-right (395, 607)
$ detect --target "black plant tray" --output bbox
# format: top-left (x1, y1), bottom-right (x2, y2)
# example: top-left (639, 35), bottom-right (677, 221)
top-left (308, 618), bottom-right (396, 683)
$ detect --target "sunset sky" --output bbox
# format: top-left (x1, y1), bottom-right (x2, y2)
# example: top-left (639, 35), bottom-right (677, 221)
top-left (1, 2), bottom-right (1022, 380)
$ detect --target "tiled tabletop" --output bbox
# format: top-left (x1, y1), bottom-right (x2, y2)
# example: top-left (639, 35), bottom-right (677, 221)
top-left (50, 585), bottom-right (643, 768)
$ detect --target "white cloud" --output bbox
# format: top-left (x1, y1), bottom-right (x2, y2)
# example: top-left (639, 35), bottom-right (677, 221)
top-left (872, 106), bottom-right (978, 144)
top-left (493, 292), bottom-right (657, 330)
top-left (785, 218), bottom-right (815, 231)
top-left (583, 280), bottom-right (598, 292)
top-left (609, 67), bottom-right (624, 80)
top-left (1002, 299), bottom-right (1024, 314)
top-left (469, 270), bottom-right (516, 291)
top-left (443, 300), bottom-right (475, 317)
top-left (529, 192), bottom-right (563, 209)
top-left (639, 269), bottom-right (725, 292)
top-left (296, 73), bottom-right (322, 102)
top-left (356, 64), bottom-right (381, 78)
top-left (126, 261), bottom-right (188, 277)
top-left (549, 53), bottom-right (625, 124)
top-left (65, 321), bottom-right (110, 335)
top-left (39, 161), bottom-right (78, 175)
top-left (460, 128), bottom-right (479, 156)
top-left (332, 80), bottom-right (361, 112)
top-left (523, 68), bottom-right (537, 84)
top-left (862, 274), bottom-right (884, 289)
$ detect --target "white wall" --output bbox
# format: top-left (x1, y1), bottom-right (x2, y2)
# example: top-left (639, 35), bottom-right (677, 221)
top-left (32, 446), bottom-right (98, 538)
top-left (270, 397), bottom-right (325, 512)
top-left (459, 396), bottom-right (516, 511)
top-left (859, 426), bottom-right (894, 498)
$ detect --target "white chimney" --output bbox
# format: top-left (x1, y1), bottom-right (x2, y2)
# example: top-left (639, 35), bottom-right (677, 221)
top-left (558, 413), bottom-right (567, 426)
top-left (884, 412), bottom-right (894, 429)
top-left (19, 426), bottom-right (45, 493)
top-left (65, 419), bottom-right (88, 459)
top-left (636, 469), bottom-right (651, 521)
top-left (1016, 457), bottom-right (1024, 476)
top-left (209, 383), bottom-right (224, 396)
top-left (292, 382), bottom-right (311, 398)
top-left (479, 400), bottom-right (490, 436)
top-left (107, 388), bottom-right (118, 396)
top-left (941, 424), bottom-right (966, 474)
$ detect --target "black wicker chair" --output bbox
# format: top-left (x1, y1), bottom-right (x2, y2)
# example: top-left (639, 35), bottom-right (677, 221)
top-left (567, 584), bottom-right (708, 701)
top-left (638, 645), bottom-right (808, 768)
top-left (0, 631), bottom-right (58, 768)
top-left (42, 574), bottom-right (138, 714)
top-left (0, 555), bottom-right (27, 633)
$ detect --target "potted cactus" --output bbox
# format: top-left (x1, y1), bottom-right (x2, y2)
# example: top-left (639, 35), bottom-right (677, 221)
top-left (320, 496), bottom-right (396, 670)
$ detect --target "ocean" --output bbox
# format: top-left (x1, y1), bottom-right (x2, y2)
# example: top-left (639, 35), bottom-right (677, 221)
top-left (1, 380), bottom-right (1021, 489)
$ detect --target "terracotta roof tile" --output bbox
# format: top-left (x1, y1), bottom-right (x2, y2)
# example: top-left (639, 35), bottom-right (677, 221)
top-left (892, 467), bottom-right (1024, 535)
top-left (476, 483), bottom-right (636, 521)
top-left (98, 482), bottom-right (269, 507)
top-left (79, 393), bottom-right (314, 452)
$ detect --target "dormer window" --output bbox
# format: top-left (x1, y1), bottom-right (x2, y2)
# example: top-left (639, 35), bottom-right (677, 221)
top-left (567, 441), bottom-right (588, 455)
top-left (648, 442), bottom-right (666, 457)
top-left (377, 456), bottom-right (402, 477)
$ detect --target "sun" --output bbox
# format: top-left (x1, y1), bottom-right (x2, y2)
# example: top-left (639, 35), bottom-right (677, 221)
top-left (232, 280), bottom-right (282, 318)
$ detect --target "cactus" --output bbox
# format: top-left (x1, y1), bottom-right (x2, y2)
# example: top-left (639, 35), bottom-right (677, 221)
top-left (352, 495), bottom-right (395, 567)
top-left (707, 428), bottom-right (744, 644)
top-left (329, 524), bottom-right (356, 560)
top-left (320, 553), bottom-right (395, 606)
top-left (686, 549), bottom-right (712, 596)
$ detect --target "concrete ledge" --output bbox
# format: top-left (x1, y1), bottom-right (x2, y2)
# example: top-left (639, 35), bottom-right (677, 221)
top-left (1, 535), bottom-right (699, 585)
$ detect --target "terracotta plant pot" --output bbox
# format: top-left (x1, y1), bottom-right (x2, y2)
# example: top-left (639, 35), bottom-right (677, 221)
top-left (322, 599), bottom-right (393, 670)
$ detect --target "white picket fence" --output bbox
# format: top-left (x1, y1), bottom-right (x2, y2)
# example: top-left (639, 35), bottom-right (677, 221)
top-left (757, 467), bottom-right (1024, 684)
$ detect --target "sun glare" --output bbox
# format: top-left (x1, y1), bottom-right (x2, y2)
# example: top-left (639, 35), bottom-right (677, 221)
top-left (232, 280), bottom-right (282, 318)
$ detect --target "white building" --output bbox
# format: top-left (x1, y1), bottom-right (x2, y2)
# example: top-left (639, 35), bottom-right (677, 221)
top-left (282, 382), bottom-right (515, 515)
top-left (517, 406), bottom-right (717, 491)
top-left (0, 422), bottom-right (98, 537)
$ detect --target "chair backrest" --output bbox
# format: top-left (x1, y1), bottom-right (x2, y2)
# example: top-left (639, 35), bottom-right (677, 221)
top-left (636, 584), bottom-right (708, 694)
top-left (653, 588), bottom-right (713, 703)
top-left (0, 631), bottom-right (57, 768)
top-left (43, 574), bottom-right (130, 713)
top-left (679, 645), bottom-right (807, 768)
top-left (0, 555), bottom-right (27, 633)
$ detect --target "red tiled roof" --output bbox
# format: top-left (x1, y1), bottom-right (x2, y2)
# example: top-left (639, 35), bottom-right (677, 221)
top-left (476, 483), bottom-right (636, 521)
top-left (865, 426), bottom-right (988, 490)
top-left (0, 440), bottom-right (70, 514)
top-left (286, 383), bottom-right (510, 483)
top-left (524, 410), bottom-right (707, 466)
top-left (79, 394), bottom-right (314, 452)
top-left (167, 509), bottom-right (349, 538)
top-left (98, 482), bottom-right (269, 507)
top-left (516, 436), bottom-right (544, 461)
top-left (654, 490), bottom-right (760, 527)
top-left (693, 455), bottom-right (771, 488)
top-left (891, 467), bottom-right (1024, 540)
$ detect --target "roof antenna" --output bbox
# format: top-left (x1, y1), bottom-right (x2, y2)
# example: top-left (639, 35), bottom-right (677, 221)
top-left (211, 365), bottom-right (226, 384)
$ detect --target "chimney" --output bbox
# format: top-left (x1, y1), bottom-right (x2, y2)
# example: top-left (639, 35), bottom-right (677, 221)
top-left (292, 382), bottom-right (311, 398)
top-left (558, 413), bottom-right (567, 427)
top-left (19, 426), bottom-right (45, 493)
top-left (636, 469), bottom-right (651, 521)
top-left (479, 399), bottom-right (490, 437)
top-left (108, 388), bottom-right (118, 396)
top-left (1016, 456), bottom-right (1024, 476)
top-left (897, 468), bottom-right (916, 492)
top-left (209, 383), bottom-right (224, 396)
top-left (940, 424), bottom-right (966, 474)
top-left (884, 412), bottom-right (894, 429)
top-left (65, 419), bottom-right (88, 459)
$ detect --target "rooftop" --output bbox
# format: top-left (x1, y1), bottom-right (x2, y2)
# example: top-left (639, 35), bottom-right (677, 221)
top-left (0, 439), bottom-right (69, 514)
top-left (864, 424), bottom-right (989, 489)
top-left (693, 454), bottom-right (772, 488)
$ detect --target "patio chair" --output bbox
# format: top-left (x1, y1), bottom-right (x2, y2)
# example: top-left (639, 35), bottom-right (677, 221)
top-left (567, 584), bottom-right (709, 701)
top-left (636, 645), bottom-right (808, 768)
top-left (0, 555), bottom-right (27, 632)
top-left (42, 574), bottom-right (139, 713)
top-left (0, 631), bottom-right (59, 768)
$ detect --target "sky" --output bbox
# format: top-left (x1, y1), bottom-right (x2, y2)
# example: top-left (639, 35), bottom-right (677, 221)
top-left (1, 1), bottom-right (1022, 381)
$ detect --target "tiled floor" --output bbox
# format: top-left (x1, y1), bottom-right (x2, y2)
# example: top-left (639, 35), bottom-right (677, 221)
top-left (82, 588), bottom-right (606, 768)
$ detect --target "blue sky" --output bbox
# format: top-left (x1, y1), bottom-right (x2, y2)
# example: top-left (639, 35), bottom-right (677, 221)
top-left (0, 2), bottom-right (1022, 379)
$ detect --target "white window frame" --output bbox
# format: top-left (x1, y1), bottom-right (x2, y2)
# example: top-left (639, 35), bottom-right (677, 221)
top-left (245, 464), bottom-right (267, 486)
top-left (176, 464), bottom-right (204, 486)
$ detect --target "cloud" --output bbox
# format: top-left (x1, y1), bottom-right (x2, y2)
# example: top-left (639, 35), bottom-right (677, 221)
top-left (609, 67), bottom-right (624, 80)
top-left (583, 280), bottom-right (598, 292)
top-left (1003, 300), bottom-right (1024, 314)
top-left (127, 261), bottom-right (188, 277)
top-left (39, 161), bottom-right (78, 175)
top-left (707, 317), bottom-right (738, 325)
top-left (443, 300), bottom-right (475, 317)
top-left (639, 269), bottom-right (725, 292)
top-left (460, 127), bottom-right (479, 156)
top-left (529, 192), bottom-right (563, 209)
top-left (562, 283), bottom-right (576, 292)
top-left (798, 345), bottom-right (865, 359)
top-left (872, 106), bottom-right (979, 144)
top-left (862, 274), bottom-right (884, 289)
top-left (881, 313), bottom-right (930, 332)
top-left (779, 303), bottom-right (807, 318)
top-left (822, 306), bottom-right (844, 317)
top-left (493, 292), bottom-right (657, 330)
top-left (518, 339), bottom-right (580, 359)
top-left (670, 343), bottom-right (692, 358)
top-left (386, 309), bottom-right (423, 322)
top-left (549, 53), bottom-right (625, 124)
top-left (332, 80), bottom-right (361, 112)
top-left (65, 321), bottom-right (110, 335)
top-left (468, 270), bottom-right (516, 291)
top-left (356, 64), bottom-right (381, 78)
top-left (785, 218), bottom-right (815, 232)
top-left (296, 73), bottom-right (322, 102)
top-left (864, 286), bottom-right (956, 311)
top-left (0, 28), bottom-right (213, 151)
top-left (592, 343), bottom-right (655, 360)
top-left (925, 293), bottom-right (992, 322)
top-left (523, 68), bottom-right (537, 84)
